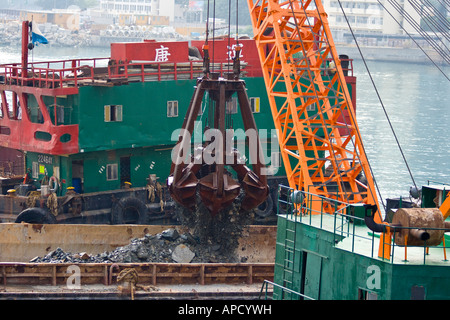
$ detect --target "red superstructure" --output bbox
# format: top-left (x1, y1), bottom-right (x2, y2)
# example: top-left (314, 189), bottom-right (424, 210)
top-left (0, 21), bottom-right (80, 155)
top-left (0, 22), bottom-right (354, 157)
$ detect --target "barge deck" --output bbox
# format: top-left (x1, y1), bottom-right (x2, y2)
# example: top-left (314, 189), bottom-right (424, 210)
top-left (0, 224), bottom-right (276, 300)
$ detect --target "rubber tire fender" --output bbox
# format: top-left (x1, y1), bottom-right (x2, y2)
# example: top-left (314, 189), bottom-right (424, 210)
top-left (15, 207), bottom-right (57, 224)
top-left (111, 197), bottom-right (148, 225)
top-left (49, 176), bottom-right (59, 193)
top-left (254, 193), bottom-right (274, 218)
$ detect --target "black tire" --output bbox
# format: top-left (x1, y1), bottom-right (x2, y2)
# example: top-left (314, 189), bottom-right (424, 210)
top-left (276, 188), bottom-right (289, 215)
top-left (255, 194), bottom-right (274, 218)
top-left (111, 197), bottom-right (148, 225)
top-left (15, 207), bottom-right (57, 224)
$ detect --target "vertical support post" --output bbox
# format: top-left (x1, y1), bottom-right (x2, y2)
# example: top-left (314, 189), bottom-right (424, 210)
top-left (109, 263), bottom-right (119, 285)
top-left (12, 92), bottom-right (18, 120)
top-left (247, 265), bottom-right (253, 285)
top-left (200, 264), bottom-right (205, 285)
top-left (52, 265), bottom-right (57, 286)
top-left (103, 265), bottom-right (108, 285)
top-left (378, 229), bottom-right (392, 260)
top-left (152, 264), bottom-right (156, 286)
top-left (404, 235), bottom-right (408, 262)
top-left (21, 21), bottom-right (29, 84)
top-left (2, 265), bottom-right (5, 286)
top-left (54, 96), bottom-right (58, 125)
top-left (443, 236), bottom-right (447, 261)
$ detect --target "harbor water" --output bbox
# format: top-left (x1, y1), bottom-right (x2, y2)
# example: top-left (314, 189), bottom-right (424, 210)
top-left (0, 45), bottom-right (449, 207)
top-left (352, 59), bottom-right (449, 205)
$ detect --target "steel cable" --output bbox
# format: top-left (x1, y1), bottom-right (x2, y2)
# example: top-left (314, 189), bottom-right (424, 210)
top-left (408, 0), bottom-right (450, 44)
top-left (337, 0), bottom-right (420, 199)
top-left (415, 0), bottom-right (450, 31)
top-left (376, 0), bottom-right (450, 80)
top-left (385, 0), bottom-right (450, 64)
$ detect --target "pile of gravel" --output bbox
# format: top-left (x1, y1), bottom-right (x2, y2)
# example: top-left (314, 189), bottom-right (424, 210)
top-left (29, 227), bottom-right (242, 264)
top-left (174, 195), bottom-right (255, 255)
top-left (30, 196), bottom-right (256, 264)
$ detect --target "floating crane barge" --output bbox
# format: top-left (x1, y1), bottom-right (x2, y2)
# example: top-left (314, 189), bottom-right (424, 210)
top-left (0, 21), bottom-right (295, 299)
top-left (4, 0), bottom-right (448, 300)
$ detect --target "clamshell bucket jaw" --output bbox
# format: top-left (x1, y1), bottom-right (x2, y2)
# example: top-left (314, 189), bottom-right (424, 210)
top-left (168, 76), bottom-right (269, 216)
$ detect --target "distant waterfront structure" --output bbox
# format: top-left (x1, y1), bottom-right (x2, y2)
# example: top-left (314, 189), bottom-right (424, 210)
top-left (97, 0), bottom-right (175, 24)
top-left (0, 0), bottom-right (446, 64)
top-left (322, 0), bottom-right (446, 56)
top-left (0, 7), bottom-right (81, 31)
top-left (323, 0), bottom-right (384, 43)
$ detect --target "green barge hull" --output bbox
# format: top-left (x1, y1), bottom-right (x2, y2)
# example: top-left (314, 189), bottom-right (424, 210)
top-left (272, 184), bottom-right (450, 300)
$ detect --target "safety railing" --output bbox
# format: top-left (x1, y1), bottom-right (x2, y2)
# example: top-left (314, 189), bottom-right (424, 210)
top-left (27, 57), bottom-right (109, 72)
top-left (108, 60), bottom-right (202, 81)
top-left (276, 184), bottom-right (352, 227)
top-left (259, 279), bottom-right (314, 300)
top-left (0, 58), bottom-right (252, 88)
top-left (323, 58), bottom-right (354, 77)
top-left (277, 184), bottom-right (450, 265)
top-left (427, 180), bottom-right (450, 187)
top-left (0, 58), bottom-right (109, 89)
top-left (107, 60), bottom-right (250, 81)
top-left (0, 160), bottom-right (24, 177)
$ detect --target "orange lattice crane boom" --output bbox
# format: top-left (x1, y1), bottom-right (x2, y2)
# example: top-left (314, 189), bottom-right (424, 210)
top-left (247, 0), bottom-right (381, 222)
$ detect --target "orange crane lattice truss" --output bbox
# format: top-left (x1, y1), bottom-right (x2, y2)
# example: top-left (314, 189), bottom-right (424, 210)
top-left (247, 0), bottom-right (381, 220)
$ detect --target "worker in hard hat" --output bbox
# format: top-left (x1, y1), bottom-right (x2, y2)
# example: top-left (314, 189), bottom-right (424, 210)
top-left (123, 181), bottom-right (132, 189)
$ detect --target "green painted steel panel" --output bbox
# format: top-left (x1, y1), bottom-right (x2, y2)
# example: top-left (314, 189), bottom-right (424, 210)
top-left (22, 73), bottom-right (354, 195)
top-left (304, 252), bottom-right (322, 300)
top-left (77, 80), bottom-right (191, 152)
top-left (275, 214), bottom-right (450, 300)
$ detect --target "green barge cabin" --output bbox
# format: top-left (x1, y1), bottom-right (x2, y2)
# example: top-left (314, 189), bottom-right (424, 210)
top-left (0, 26), bottom-right (356, 225)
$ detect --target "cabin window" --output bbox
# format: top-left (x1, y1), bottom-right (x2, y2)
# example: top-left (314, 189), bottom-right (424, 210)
top-left (167, 101), bottom-right (178, 117)
top-left (56, 106), bottom-right (65, 124)
top-left (32, 162), bottom-right (39, 179)
top-left (250, 97), bottom-right (260, 113)
top-left (49, 104), bottom-right (67, 125)
top-left (106, 163), bottom-right (118, 181)
top-left (104, 105), bottom-right (123, 122)
top-left (226, 96), bottom-right (238, 114)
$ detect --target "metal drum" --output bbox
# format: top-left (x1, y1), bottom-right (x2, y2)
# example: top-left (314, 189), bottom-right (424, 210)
top-left (392, 208), bottom-right (445, 246)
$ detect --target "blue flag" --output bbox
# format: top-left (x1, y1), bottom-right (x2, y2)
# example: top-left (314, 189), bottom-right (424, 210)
top-left (31, 22), bottom-right (48, 46)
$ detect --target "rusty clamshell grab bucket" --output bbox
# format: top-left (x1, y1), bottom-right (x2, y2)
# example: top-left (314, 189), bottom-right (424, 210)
top-left (167, 72), bottom-right (269, 216)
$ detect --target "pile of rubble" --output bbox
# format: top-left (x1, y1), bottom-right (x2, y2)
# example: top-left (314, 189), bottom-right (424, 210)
top-left (0, 21), bottom-right (94, 48)
top-left (0, 21), bottom-right (186, 48)
top-left (29, 227), bottom-right (241, 264)
top-left (30, 199), bottom-right (255, 264)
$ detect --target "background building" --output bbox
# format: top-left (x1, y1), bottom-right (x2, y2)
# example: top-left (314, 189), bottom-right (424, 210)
top-left (323, 0), bottom-right (447, 46)
top-left (19, 9), bottom-right (80, 30)
top-left (98, 0), bottom-right (174, 24)
top-left (323, 0), bottom-right (384, 43)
